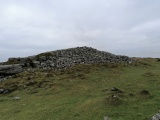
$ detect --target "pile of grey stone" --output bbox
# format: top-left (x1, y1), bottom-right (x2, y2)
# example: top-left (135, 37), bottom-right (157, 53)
top-left (0, 47), bottom-right (132, 81)
top-left (6, 46), bottom-right (132, 69)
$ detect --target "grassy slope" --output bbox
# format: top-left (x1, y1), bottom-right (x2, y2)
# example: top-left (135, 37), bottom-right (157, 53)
top-left (1, 59), bottom-right (160, 120)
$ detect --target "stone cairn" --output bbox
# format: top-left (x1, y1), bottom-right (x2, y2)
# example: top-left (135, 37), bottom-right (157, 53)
top-left (0, 46), bottom-right (132, 80)
top-left (8, 46), bottom-right (132, 69)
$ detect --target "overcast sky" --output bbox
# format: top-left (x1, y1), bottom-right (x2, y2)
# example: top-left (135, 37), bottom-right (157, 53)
top-left (0, 0), bottom-right (160, 62)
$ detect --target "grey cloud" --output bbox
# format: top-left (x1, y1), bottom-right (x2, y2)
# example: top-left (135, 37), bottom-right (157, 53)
top-left (1, 0), bottom-right (160, 62)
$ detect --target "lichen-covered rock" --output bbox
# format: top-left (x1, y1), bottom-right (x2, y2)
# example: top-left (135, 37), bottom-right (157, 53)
top-left (0, 64), bottom-right (23, 75)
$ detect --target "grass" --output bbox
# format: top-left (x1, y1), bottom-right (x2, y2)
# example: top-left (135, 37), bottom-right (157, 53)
top-left (1, 58), bottom-right (160, 120)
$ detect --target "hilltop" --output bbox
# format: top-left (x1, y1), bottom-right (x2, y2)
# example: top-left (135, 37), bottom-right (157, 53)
top-left (0, 46), bottom-right (132, 80)
top-left (0, 47), bottom-right (160, 120)
top-left (5, 46), bottom-right (131, 68)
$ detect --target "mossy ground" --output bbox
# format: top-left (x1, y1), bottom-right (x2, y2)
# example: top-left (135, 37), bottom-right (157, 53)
top-left (0, 58), bottom-right (160, 120)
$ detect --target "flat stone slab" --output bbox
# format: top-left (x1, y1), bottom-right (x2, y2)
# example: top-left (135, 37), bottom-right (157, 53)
top-left (0, 64), bottom-right (23, 75)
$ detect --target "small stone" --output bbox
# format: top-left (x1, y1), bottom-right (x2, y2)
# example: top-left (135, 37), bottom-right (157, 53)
top-left (111, 87), bottom-right (123, 93)
top-left (13, 96), bottom-right (20, 100)
top-left (104, 117), bottom-right (111, 120)
top-left (0, 88), bottom-right (5, 94)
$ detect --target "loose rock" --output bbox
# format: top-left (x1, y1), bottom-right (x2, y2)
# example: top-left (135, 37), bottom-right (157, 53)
top-left (13, 96), bottom-right (20, 100)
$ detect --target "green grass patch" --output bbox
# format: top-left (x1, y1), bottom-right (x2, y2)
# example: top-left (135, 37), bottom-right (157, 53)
top-left (0, 59), bottom-right (160, 120)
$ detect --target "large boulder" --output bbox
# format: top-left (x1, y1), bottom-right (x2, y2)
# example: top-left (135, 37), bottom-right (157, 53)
top-left (0, 64), bottom-right (23, 75)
